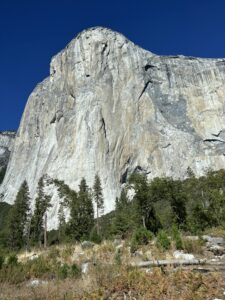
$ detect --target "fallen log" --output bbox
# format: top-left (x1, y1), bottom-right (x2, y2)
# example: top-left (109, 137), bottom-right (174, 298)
top-left (134, 259), bottom-right (207, 268)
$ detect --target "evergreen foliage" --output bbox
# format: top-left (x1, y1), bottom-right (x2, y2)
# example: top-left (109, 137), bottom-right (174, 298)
top-left (156, 230), bottom-right (171, 250)
top-left (30, 177), bottom-right (52, 246)
top-left (58, 202), bottom-right (66, 241)
top-left (112, 190), bottom-right (131, 236)
top-left (1, 168), bottom-right (225, 251)
top-left (171, 224), bottom-right (183, 250)
top-left (93, 174), bottom-right (104, 234)
top-left (8, 181), bottom-right (31, 249)
top-left (129, 173), bottom-right (161, 233)
top-left (55, 178), bottom-right (94, 241)
top-left (131, 226), bottom-right (153, 246)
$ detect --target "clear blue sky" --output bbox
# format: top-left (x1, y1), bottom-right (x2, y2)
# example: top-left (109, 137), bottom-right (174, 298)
top-left (1, 0), bottom-right (225, 131)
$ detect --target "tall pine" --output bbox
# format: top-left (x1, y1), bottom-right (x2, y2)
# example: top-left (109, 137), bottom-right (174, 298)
top-left (78, 178), bottom-right (94, 238)
top-left (93, 174), bottom-right (104, 234)
top-left (112, 189), bottom-right (131, 236)
top-left (30, 177), bottom-right (52, 247)
top-left (129, 173), bottom-right (161, 233)
top-left (8, 181), bottom-right (31, 249)
top-left (67, 178), bottom-right (94, 240)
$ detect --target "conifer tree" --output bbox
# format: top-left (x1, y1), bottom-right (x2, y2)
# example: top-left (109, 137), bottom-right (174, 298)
top-left (67, 178), bottom-right (94, 240)
top-left (129, 173), bottom-right (161, 233)
top-left (112, 189), bottom-right (130, 236)
top-left (8, 181), bottom-right (31, 249)
top-left (93, 174), bottom-right (104, 234)
top-left (58, 202), bottom-right (66, 240)
top-left (65, 190), bottom-right (79, 239)
top-left (30, 177), bottom-right (52, 247)
top-left (78, 178), bottom-right (94, 238)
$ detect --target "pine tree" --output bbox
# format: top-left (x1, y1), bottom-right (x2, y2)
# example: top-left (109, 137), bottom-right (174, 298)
top-left (66, 190), bottom-right (80, 239)
top-left (8, 181), bottom-right (31, 249)
top-left (67, 178), bottom-right (94, 240)
top-left (58, 202), bottom-right (66, 239)
top-left (78, 178), bottom-right (94, 238)
top-left (112, 189), bottom-right (130, 236)
top-left (93, 174), bottom-right (104, 234)
top-left (30, 177), bottom-right (52, 247)
top-left (129, 173), bottom-right (161, 233)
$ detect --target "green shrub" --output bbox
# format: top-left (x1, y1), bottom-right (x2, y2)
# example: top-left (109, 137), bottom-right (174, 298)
top-left (7, 253), bottom-right (18, 266)
top-left (89, 227), bottom-right (102, 244)
top-left (57, 263), bottom-right (69, 279)
top-left (156, 230), bottom-right (171, 250)
top-left (70, 263), bottom-right (81, 278)
top-left (27, 257), bottom-right (51, 278)
top-left (131, 227), bottom-right (153, 246)
top-left (114, 252), bottom-right (122, 266)
top-left (171, 225), bottom-right (183, 250)
top-left (175, 235), bottom-right (183, 250)
top-left (130, 227), bottom-right (153, 253)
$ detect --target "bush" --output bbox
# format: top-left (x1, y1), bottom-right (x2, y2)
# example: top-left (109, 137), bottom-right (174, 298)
top-left (156, 230), bottom-right (171, 250)
top-left (131, 227), bottom-right (153, 246)
top-left (130, 227), bottom-right (153, 253)
top-left (183, 238), bottom-right (205, 255)
top-left (114, 252), bottom-right (122, 266)
top-left (57, 263), bottom-right (69, 279)
top-left (26, 256), bottom-right (52, 278)
top-left (7, 253), bottom-right (18, 266)
top-left (89, 227), bottom-right (102, 244)
top-left (70, 263), bottom-right (81, 278)
top-left (171, 225), bottom-right (183, 250)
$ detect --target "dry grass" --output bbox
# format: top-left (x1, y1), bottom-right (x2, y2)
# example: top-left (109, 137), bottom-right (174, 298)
top-left (1, 239), bottom-right (224, 299)
top-left (204, 226), bottom-right (225, 238)
top-left (0, 265), bottom-right (224, 300)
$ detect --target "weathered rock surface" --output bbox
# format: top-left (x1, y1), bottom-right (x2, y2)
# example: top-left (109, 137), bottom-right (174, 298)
top-left (0, 131), bottom-right (16, 173)
top-left (1, 27), bottom-right (225, 228)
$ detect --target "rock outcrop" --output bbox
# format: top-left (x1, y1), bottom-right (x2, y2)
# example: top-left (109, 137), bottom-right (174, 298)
top-left (0, 131), bottom-right (16, 173)
top-left (1, 27), bottom-right (225, 228)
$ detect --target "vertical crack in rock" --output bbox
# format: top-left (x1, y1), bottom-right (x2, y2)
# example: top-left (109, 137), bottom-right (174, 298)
top-left (100, 117), bottom-right (109, 154)
top-left (101, 117), bottom-right (107, 139)
top-left (102, 42), bottom-right (108, 54)
top-left (165, 64), bottom-right (172, 88)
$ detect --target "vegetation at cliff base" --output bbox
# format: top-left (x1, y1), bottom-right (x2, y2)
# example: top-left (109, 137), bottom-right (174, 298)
top-left (0, 169), bottom-right (225, 251)
top-left (0, 169), bottom-right (225, 298)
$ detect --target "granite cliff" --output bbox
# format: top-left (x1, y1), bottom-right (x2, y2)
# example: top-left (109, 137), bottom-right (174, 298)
top-left (1, 27), bottom-right (225, 228)
top-left (0, 131), bottom-right (16, 174)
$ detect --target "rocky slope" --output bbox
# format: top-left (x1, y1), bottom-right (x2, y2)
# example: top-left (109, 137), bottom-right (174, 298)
top-left (1, 27), bottom-right (225, 228)
top-left (0, 131), bottom-right (16, 173)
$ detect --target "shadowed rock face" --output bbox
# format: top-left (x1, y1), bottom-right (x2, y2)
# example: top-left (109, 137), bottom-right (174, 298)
top-left (1, 27), bottom-right (225, 228)
top-left (0, 132), bottom-right (16, 173)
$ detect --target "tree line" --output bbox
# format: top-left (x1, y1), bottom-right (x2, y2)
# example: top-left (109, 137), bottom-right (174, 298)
top-left (1, 174), bottom-right (104, 250)
top-left (1, 168), bottom-right (225, 250)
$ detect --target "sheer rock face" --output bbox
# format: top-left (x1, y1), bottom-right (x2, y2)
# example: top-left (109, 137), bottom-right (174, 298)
top-left (1, 27), bottom-right (225, 228)
top-left (0, 132), bottom-right (16, 172)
